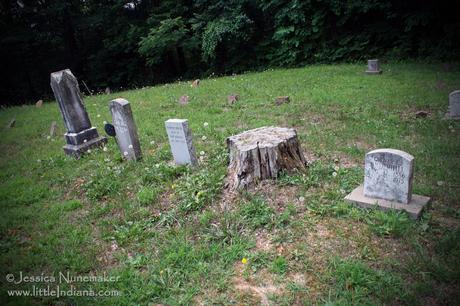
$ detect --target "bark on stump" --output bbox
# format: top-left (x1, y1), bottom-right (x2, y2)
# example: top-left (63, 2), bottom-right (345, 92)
top-left (226, 126), bottom-right (307, 190)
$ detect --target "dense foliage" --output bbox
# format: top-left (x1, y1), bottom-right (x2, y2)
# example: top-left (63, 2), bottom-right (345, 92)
top-left (1, 0), bottom-right (459, 105)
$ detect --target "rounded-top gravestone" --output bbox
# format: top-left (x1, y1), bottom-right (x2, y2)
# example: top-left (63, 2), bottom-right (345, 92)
top-left (364, 149), bottom-right (413, 204)
top-left (447, 90), bottom-right (460, 119)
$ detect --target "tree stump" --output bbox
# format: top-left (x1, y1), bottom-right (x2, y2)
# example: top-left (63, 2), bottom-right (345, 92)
top-left (226, 126), bottom-right (307, 190)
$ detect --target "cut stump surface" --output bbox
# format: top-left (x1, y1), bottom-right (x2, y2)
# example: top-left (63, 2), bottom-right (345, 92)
top-left (226, 126), bottom-right (307, 190)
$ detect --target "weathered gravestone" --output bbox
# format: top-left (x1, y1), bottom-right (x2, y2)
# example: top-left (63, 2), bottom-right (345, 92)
top-left (109, 98), bottom-right (142, 161)
top-left (179, 95), bottom-right (189, 105)
top-left (165, 119), bottom-right (197, 166)
top-left (228, 94), bottom-right (239, 105)
top-left (226, 126), bottom-right (307, 190)
top-left (446, 90), bottom-right (460, 120)
top-left (50, 69), bottom-right (107, 157)
top-left (275, 96), bottom-right (290, 105)
top-left (365, 59), bottom-right (382, 74)
top-left (345, 148), bottom-right (430, 219)
top-left (50, 121), bottom-right (57, 137)
top-left (191, 79), bottom-right (200, 87)
top-left (7, 118), bottom-right (16, 128)
top-left (36, 100), bottom-right (43, 107)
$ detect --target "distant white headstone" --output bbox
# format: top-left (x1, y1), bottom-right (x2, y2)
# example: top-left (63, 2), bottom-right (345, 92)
top-left (165, 119), bottom-right (197, 166)
top-left (447, 90), bottom-right (460, 119)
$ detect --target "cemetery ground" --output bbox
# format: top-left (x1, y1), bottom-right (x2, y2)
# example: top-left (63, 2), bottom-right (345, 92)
top-left (1, 62), bottom-right (459, 305)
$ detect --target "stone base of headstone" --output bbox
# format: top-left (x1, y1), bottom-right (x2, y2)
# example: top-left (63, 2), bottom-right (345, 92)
top-left (345, 185), bottom-right (430, 219)
top-left (445, 108), bottom-right (460, 120)
top-left (365, 70), bottom-right (382, 75)
top-left (63, 127), bottom-right (107, 157)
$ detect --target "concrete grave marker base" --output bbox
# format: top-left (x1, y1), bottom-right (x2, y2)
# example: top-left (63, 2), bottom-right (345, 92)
top-left (345, 185), bottom-right (430, 219)
top-left (365, 70), bottom-right (382, 75)
top-left (63, 136), bottom-right (107, 158)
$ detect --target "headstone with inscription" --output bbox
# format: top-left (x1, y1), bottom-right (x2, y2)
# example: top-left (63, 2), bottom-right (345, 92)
top-left (109, 98), bottom-right (142, 161)
top-left (365, 59), bottom-right (382, 74)
top-left (446, 90), bottom-right (460, 120)
top-left (345, 148), bottom-right (430, 219)
top-left (165, 119), bottom-right (197, 166)
top-left (50, 69), bottom-right (106, 157)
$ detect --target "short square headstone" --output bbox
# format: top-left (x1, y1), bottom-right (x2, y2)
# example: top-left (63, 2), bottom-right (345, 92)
top-left (36, 100), bottom-right (43, 107)
top-left (345, 148), bottom-right (430, 219)
top-left (7, 118), bottom-right (16, 128)
top-left (365, 59), bottom-right (382, 74)
top-left (191, 79), bottom-right (200, 87)
top-left (228, 94), bottom-right (239, 105)
top-left (109, 98), bottom-right (142, 161)
top-left (50, 69), bottom-right (106, 157)
top-left (179, 95), bottom-right (189, 105)
top-left (275, 96), bottom-right (290, 105)
top-left (165, 119), bottom-right (197, 166)
top-left (446, 90), bottom-right (460, 120)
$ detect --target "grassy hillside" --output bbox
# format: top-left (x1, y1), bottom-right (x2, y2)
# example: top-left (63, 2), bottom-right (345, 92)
top-left (1, 62), bottom-right (459, 305)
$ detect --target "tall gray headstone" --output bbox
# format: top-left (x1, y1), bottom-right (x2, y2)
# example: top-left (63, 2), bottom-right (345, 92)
top-left (165, 119), bottom-right (197, 166)
top-left (345, 148), bottom-right (430, 219)
top-left (364, 149), bottom-right (413, 204)
top-left (365, 59), bottom-right (382, 74)
top-left (50, 69), bottom-right (106, 157)
top-left (109, 98), bottom-right (142, 161)
top-left (447, 90), bottom-right (460, 119)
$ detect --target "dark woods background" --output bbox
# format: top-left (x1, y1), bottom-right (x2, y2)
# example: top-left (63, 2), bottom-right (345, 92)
top-left (1, 0), bottom-right (459, 106)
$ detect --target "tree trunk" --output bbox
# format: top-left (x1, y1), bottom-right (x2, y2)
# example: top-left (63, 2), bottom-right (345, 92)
top-left (226, 126), bottom-right (307, 190)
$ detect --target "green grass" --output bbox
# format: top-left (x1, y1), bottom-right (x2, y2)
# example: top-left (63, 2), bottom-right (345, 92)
top-left (0, 62), bottom-right (459, 305)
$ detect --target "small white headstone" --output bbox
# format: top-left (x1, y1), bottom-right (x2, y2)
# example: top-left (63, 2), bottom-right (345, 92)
top-left (165, 119), bottom-right (197, 166)
top-left (364, 149), bottom-right (413, 204)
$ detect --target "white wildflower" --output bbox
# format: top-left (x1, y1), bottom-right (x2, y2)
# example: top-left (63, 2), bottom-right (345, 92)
top-left (200, 151), bottom-right (205, 156)
top-left (332, 172), bottom-right (337, 177)
top-left (203, 122), bottom-right (209, 127)
top-left (202, 136), bottom-right (207, 141)
top-left (124, 151), bottom-right (128, 156)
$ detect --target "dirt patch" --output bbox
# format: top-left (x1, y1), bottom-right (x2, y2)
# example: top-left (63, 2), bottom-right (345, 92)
top-left (232, 263), bottom-right (280, 305)
top-left (254, 230), bottom-right (273, 251)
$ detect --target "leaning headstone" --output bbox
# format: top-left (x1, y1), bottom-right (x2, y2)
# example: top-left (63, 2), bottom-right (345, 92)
top-left (446, 90), bottom-right (460, 120)
top-left (50, 69), bottom-right (106, 157)
top-left (36, 99), bottom-right (43, 107)
top-left (179, 95), bottom-right (189, 105)
top-left (345, 149), bottom-right (430, 219)
top-left (109, 98), bottom-right (142, 161)
top-left (105, 87), bottom-right (111, 95)
top-left (50, 121), bottom-right (57, 137)
top-left (7, 118), bottom-right (16, 128)
top-left (228, 94), bottom-right (239, 105)
top-left (365, 59), bottom-right (382, 74)
top-left (275, 96), bottom-right (290, 105)
top-left (165, 119), bottom-right (197, 166)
